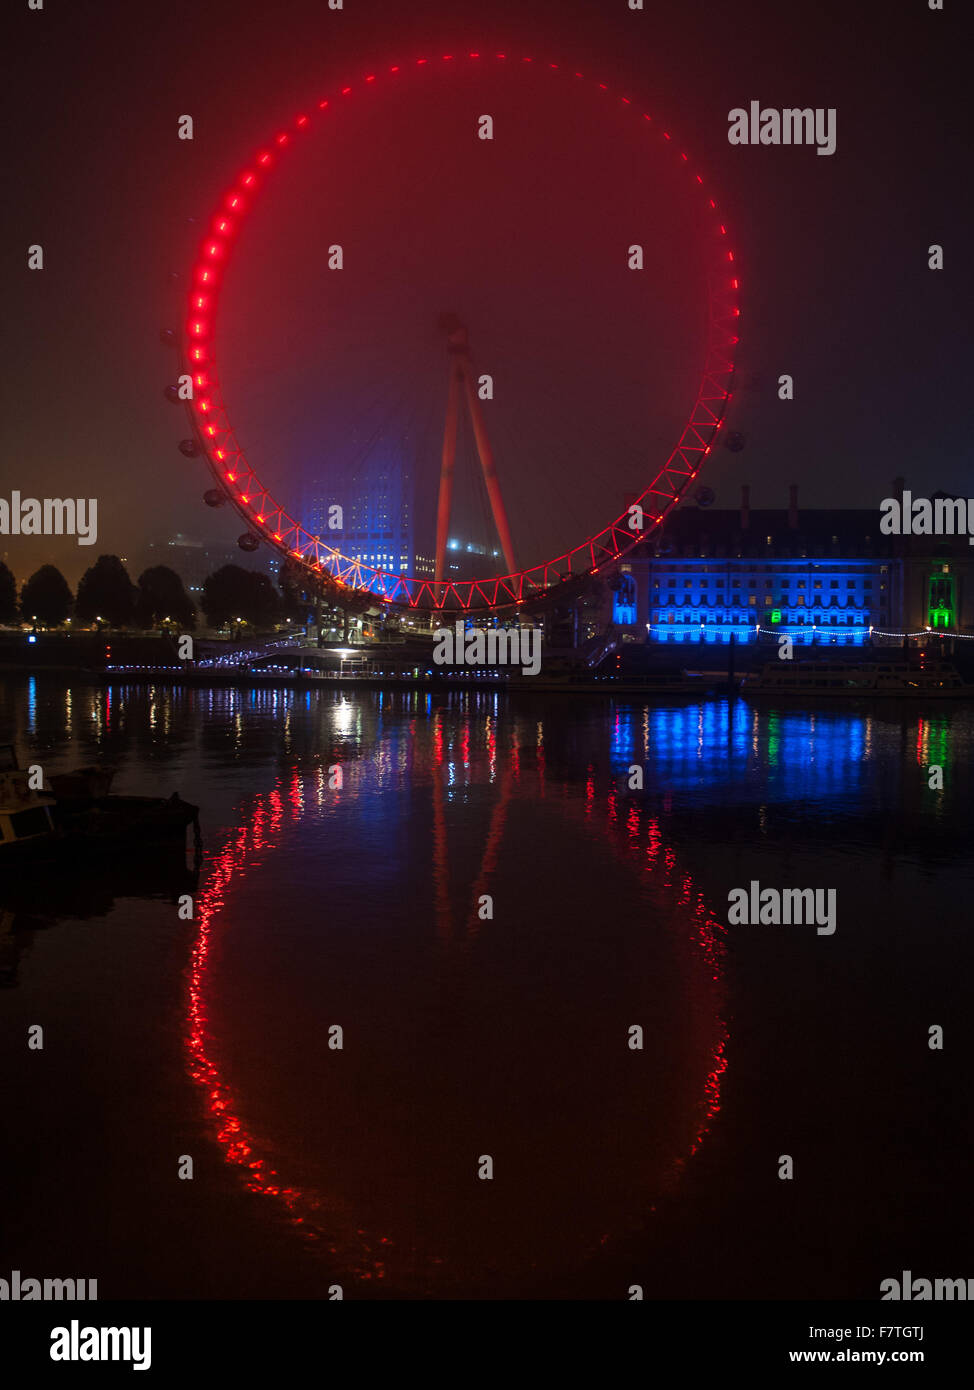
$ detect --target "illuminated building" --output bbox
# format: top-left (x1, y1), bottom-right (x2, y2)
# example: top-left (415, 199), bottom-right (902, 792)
top-left (305, 438), bottom-right (414, 587)
top-left (610, 484), bottom-right (974, 644)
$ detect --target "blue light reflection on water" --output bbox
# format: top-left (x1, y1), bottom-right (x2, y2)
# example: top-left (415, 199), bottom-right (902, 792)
top-left (608, 697), bottom-right (870, 802)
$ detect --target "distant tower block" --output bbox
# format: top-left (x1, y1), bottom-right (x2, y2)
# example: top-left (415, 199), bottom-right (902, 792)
top-left (434, 314), bottom-right (517, 585)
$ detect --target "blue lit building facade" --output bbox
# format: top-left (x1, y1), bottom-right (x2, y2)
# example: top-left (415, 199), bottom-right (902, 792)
top-left (644, 556), bottom-right (885, 644)
top-left (609, 485), bottom-right (974, 644)
top-left (612, 489), bottom-right (895, 645)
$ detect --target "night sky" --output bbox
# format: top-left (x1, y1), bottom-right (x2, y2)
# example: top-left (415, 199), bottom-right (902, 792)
top-left (3, 0), bottom-right (970, 584)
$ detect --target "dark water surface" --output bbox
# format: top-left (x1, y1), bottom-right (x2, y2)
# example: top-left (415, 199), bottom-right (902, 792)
top-left (2, 676), bottom-right (972, 1299)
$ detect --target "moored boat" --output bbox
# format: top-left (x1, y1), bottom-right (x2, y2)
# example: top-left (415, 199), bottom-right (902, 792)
top-left (0, 745), bottom-right (200, 859)
top-left (0, 747), bottom-right (57, 852)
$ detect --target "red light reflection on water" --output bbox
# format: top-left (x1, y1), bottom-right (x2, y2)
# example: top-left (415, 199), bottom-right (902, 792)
top-left (185, 721), bottom-right (727, 1288)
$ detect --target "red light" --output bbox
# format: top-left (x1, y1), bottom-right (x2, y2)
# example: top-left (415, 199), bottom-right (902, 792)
top-left (179, 50), bottom-right (737, 604)
top-left (731, 278), bottom-right (739, 288)
top-left (720, 225), bottom-right (726, 234)
top-left (728, 251), bottom-right (734, 262)
top-left (663, 132), bottom-right (671, 140)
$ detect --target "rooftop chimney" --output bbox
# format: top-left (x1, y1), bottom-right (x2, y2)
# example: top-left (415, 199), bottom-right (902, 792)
top-left (740, 484), bottom-right (750, 530)
top-left (788, 483), bottom-right (799, 530)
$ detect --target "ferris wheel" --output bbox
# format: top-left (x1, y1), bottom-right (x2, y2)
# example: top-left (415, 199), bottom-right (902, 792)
top-left (165, 50), bottom-right (741, 614)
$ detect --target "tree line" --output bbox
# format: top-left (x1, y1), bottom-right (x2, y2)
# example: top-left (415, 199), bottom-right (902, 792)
top-left (0, 556), bottom-right (316, 631)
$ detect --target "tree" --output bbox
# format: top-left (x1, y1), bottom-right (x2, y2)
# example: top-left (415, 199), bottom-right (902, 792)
top-left (0, 562), bottom-right (17, 623)
top-left (20, 565), bottom-right (73, 627)
top-left (278, 555), bottom-right (316, 623)
top-left (75, 555), bottom-right (137, 627)
top-left (135, 566), bottom-right (196, 630)
top-left (201, 564), bottom-right (281, 629)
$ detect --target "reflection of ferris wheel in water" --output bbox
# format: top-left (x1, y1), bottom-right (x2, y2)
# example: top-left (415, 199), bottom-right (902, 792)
top-left (186, 732), bottom-right (728, 1293)
top-left (167, 51), bottom-right (741, 615)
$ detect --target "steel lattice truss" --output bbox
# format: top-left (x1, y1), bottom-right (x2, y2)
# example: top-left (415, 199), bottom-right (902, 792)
top-left (181, 52), bottom-right (741, 614)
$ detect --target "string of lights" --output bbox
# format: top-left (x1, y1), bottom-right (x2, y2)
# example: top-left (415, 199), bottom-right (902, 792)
top-left (644, 623), bottom-right (974, 639)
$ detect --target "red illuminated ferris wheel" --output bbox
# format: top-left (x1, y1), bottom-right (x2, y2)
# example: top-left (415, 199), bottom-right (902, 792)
top-left (168, 51), bottom-right (741, 614)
